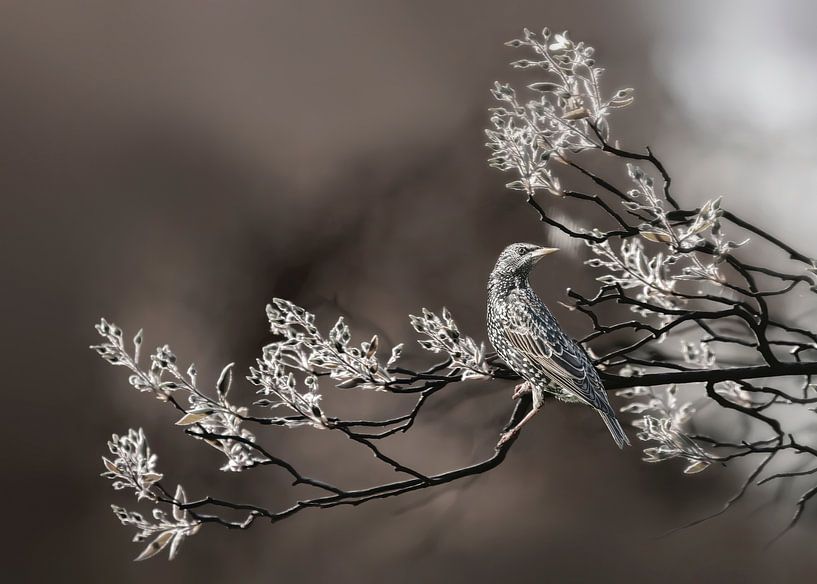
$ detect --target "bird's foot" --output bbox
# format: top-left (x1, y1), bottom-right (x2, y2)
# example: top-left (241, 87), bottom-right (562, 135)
top-left (512, 381), bottom-right (531, 400)
top-left (496, 429), bottom-right (518, 449)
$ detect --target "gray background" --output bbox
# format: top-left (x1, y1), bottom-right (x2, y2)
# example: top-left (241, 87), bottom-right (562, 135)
top-left (3, 1), bottom-right (817, 582)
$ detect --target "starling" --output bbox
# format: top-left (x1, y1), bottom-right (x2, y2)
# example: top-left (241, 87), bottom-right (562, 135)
top-left (487, 242), bottom-right (630, 449)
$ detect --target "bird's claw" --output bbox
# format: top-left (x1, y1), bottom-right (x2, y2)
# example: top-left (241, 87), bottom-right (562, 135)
top-left (496, 430), bottom-right (517, 449)
top-left (512, 381), bottom-right (531, 400)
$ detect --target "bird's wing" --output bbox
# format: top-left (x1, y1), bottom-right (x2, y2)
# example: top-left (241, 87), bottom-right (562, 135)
top-left (503, 288), bottom-right (610, 412)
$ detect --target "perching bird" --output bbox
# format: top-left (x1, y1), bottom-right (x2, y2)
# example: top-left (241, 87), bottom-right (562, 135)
top-left (487, 242), bottom-right (629, 449)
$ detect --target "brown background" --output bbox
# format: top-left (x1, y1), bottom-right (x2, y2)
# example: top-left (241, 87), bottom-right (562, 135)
top-left (3, 1), bottom-right (817, 582)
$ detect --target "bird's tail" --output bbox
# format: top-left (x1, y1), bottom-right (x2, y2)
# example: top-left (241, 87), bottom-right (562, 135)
top-left (598, 409), bottom-right (630, 449)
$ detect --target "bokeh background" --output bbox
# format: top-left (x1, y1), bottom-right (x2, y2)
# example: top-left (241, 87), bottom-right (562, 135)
top-left (3, 1), bottom-right (817, 582)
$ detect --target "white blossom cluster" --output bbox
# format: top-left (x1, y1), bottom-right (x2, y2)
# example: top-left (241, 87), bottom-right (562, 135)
top-left (615, 342), bottom-right (758, 473)
top-left (101, 427), bottom-right (200, 560)
top-left (92, 319), bottom-right (262, 472)
top-left (409, 308), bottom-right (490, 380)
top-left (180, 363), bottom-right (264, 472)
top-left (682, 341), bottom-right (755, 408)
top-left (626, 165), bottom-right (719, 250)
top-left (111, 485), bottom-right (200, 561)
top-left (616, 365), bottom-right (712, 474)
top-left (681, 340), bottom-right (716, 369)
top-left (614, 339), bottom-right (757, 473)
top-left (260, 298), bottom-right (401, 390)
top-left (585, 237), bottom-right (680, 327)
top-left (101, 428), bottom-right (163, 501)
top-left (625, 164), bottom-right (742, 282)
top-left (244, 298), bottom-right (405, 429)
top-left (584, 165), bottom-right (746, 306)
top-left (486, 28), bottom-right (634, 196)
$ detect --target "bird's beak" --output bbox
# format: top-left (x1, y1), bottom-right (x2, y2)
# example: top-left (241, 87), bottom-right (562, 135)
top-left (530, 247), bottom-right (559, 262)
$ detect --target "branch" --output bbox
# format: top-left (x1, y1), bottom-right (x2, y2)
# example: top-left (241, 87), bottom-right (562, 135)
top-left (602, 361), bottom-right (817, 390)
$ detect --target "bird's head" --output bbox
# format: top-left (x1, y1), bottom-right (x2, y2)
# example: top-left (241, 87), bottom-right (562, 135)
top-left (490, 242), bottom-right (559, 281)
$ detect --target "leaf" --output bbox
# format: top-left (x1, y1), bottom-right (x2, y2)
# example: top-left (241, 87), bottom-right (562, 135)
top-left (609, 88), bottom-right (635, 108)
top-left (528, 82), bottom-right (561, 93)
top-left (336, 378), bottom-right (363, 389)
top-left (216, 362), bottom-right (234, 399)
top-left (640, 230), bottom-right (673, 243)
top-left (562, 107), bottom-right (589, 120)
top-left (134, 530), bottom-right (174, 561)
top-left (173, 485), bottom-right (187, 521)
top-left (683, 460), bottom-right (710, 474)
top-left (365, 335), bottom-right (378, 358)
top-left (174, 411), bottom-right (213, 426)
top-left (102, 457), bottom-right (119, 474)
top-left (168, 531), bottom-right (185, 561)
top-left (142, 472), bottom-right (163, 484)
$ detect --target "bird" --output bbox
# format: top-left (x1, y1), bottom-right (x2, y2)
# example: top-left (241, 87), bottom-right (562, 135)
top-left (487, 242), bottom-right (629, 449)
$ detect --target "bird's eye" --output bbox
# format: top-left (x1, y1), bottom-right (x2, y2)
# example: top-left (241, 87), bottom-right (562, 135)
top-left (517, 248), bottom-right (527, 256)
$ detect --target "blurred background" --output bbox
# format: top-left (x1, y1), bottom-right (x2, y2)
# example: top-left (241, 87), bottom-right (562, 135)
top-left (3, 0), bottom-right (817, 581)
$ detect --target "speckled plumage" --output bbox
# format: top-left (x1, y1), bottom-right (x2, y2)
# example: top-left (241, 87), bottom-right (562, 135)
top-left (487, 243), bottom-right (629, 448)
